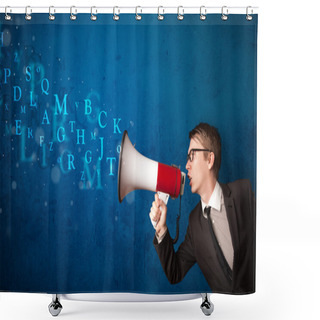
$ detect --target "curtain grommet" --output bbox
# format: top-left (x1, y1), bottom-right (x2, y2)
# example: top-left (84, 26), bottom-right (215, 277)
top-left (135, 6), bottom-right (142, 21)
top-left (221, 6), bottom-right (228, 21)
top-left (200, 6), bottom-right (207, 21)
top-left (158, 6), bottom-right (164, 21)
top-left (25, 6), bottom-right (32, 21)
top-left (90, 6), bottom-right (97, 21)
top-left (113, 6), bottom-right (120, 21)
top-left (49, 6), bottom-right (55, 21)
top-left (177, 6), bottom-right (184, 21)
top-left (246, 6), bottom-right (253, 21)
top-left (5, 6), bottom-right (12, 21)
top-left (70, 6), bottom-right (77, 21)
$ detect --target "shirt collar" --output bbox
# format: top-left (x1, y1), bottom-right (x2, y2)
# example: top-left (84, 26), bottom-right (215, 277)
top-left (201, 181), bottom-right (223, 215)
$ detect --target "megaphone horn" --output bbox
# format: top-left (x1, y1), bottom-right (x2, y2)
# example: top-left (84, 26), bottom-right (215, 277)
top-left (118, 130), bottom-right (186, 203)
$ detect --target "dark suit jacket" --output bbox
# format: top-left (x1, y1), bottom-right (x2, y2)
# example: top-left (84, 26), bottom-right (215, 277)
top-left (153, 179), bottom-right (256, 294)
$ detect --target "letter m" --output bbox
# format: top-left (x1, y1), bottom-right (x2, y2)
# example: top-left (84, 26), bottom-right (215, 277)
top-left (54, 94), bottom-right (68, 115)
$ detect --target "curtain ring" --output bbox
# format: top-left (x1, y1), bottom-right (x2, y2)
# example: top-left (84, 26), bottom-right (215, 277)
top-left (135, 6), bottom-right (142, 21)
top-left (200, 6), bottom-right (207, 21)
top-left (90, 6), bottom-right (97, 21)
top-left (221, 6), bottom-right (228, 21)
top-left (113, 6), bottom-right (120, 21)
top-left (5, 6), bottom-right (12, 21)
top-left (246, 6), bottom-right (253, 21)
top-left (49, 6), bottom-right (55, 21)
top-left (70, 6), bottom-right (77, 21)
top-left (177, 6), bottom-right (184, 21)
top-left (158, 6), bottom-right (164, 21)
top-left (25, 6), bottom-right (32, 20)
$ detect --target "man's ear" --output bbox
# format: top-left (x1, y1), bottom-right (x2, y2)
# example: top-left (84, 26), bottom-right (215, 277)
top-left (208, 152), bottom-right (215, 170)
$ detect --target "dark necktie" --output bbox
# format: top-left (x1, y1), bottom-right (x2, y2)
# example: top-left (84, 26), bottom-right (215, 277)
top-left (205, 206), bottom-right (232, 284)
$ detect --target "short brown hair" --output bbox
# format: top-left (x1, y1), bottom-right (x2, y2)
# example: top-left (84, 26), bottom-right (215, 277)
top-left (189, 123), bottom-right (221, 179)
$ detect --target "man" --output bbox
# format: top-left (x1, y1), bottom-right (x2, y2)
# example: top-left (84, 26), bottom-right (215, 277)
top-left (149, 123), bottom-right (255, 294)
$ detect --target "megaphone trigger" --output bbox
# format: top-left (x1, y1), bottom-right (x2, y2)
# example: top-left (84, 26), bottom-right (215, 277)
top-left (157, 192), bottom-right (169, 205)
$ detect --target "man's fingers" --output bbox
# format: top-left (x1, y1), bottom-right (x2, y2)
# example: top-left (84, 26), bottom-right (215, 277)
top-left (150, 206), bottom-right (160, 221)
top-left (152, 200), bottom-right (161, 212)
top-left (150, 193), bottom-right (167, 232)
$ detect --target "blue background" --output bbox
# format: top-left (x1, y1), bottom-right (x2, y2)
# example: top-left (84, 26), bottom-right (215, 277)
top-left (0, 14), bottom-right (257, 294)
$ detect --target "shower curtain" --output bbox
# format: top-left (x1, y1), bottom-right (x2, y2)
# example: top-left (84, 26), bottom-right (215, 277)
top-left (0, 10), bottom-right (257, 295)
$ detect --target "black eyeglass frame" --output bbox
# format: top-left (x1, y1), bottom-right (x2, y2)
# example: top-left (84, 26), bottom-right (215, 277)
top-left (186, 148), bottom-right (212, 162)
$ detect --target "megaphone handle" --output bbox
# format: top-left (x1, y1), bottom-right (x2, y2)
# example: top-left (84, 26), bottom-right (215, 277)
top-left (152, 192), bottom-right (169, 229)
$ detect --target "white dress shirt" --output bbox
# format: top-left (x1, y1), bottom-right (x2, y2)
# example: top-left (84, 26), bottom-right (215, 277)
top-left (201, 182), bottom-right (234, 270)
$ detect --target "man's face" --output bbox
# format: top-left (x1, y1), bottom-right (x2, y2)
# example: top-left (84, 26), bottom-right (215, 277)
top-left (185, 137), bottom-right (211, 196)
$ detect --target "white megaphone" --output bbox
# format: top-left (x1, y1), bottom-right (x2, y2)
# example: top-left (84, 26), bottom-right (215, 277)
top-left (118, 131), bottom-right (186, 226)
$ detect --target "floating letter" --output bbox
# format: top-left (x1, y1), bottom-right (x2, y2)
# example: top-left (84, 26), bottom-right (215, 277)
top-left (41, 78), bottom-right (49, 95)
top-left (28, 128), bottom-right (33, 139)
top-left (99, 137), bottom-right (104, 160)
top-left (30, 91), bottom-right (37, 108)
top-left (15, 120), bottom-right (22, 135)
top-left (54, 94), bottom-right (68, 115)
top-left (68, 154), bottom-right (76, 170)
top-left (57, 127), bottom-right (65, 142)
top-left (98, 111), bottom-right (107, 128)
top-left (69, 121), bottom-right (75, 133)
top-left (4, 68), bottom-right (11, 83)
top-left (85, 99), bottom-right (92, 115)
top-left (106, 157), bottom-right (116, 176)
top-left (85, 150), bottom-right (92, 164)
top-left (13, 86), bottom-right (22, 101)
top-left (81, 159), bottom-right (102, 190)
top-left (90, 132), bottom-right (97, 140)
top-left (59, 150), bottom-right (74, 174)
top-left (76, 129), bottom-right (85, 145)
top-left (113, 118), bottom-right (121, 134)
top-left (40, 136), bottom-right (45, 147)
top-left (26, 66), bottom-right (32, 82)
top-left (42, 109), bottom-right (50, 125)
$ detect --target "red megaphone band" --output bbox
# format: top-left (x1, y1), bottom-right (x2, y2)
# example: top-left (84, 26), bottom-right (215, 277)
top-left (156, 163), bottom-right (181, 199)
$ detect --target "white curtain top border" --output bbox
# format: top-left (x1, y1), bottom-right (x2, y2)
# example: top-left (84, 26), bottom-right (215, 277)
top-left (0, 6), bottom-right (258, 15)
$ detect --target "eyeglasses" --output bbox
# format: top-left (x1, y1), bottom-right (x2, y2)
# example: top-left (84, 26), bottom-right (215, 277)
top-left (186, 149), bottom-right (212, 162)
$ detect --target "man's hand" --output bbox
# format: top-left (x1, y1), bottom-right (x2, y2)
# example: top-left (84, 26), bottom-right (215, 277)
top-left (149, 193), bottom-right (168, 238)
